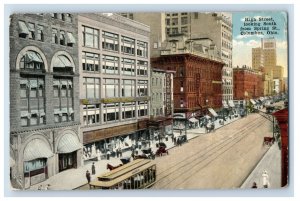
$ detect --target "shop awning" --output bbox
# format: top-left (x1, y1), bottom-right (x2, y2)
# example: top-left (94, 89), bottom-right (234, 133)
top-left (25, 51), bottom-right (43, 63)
top-left (57, 133), bottom-right (82, 154)
top-left (205, 115), bottom-right (211, 119)
top-left (18, 21), bottom-right (30, 35)
top-left (228, 100), bottom-right (235, 107)
top-left (250, 99), bottom-right (256, 105)
top-left (67, 32), bottom-right (76, 44)
top-left (222, 101), bottom-right (228, 108)
top-left (24, 139), bottom-right (53, 161)
top-left (53, 55), bottom-right (73, 68)
top-left (188, 117), bottom-right (198, 123)
top-left (208, 108), bottom-right (218, 117)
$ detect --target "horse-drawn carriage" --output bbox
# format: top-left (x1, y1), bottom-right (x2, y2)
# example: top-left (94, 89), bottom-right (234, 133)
top-left (263, 137), bottom-right (275, 146)
top-left (132, 148), bottom-right (155, 160)
top-left (155, 146), bottom-right (168, 156)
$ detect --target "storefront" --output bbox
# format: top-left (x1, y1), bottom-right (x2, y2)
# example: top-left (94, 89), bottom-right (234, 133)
top-left (23, 138), bottom-right (53, 188)
top-left (57, 133), bottom-right (82, 172)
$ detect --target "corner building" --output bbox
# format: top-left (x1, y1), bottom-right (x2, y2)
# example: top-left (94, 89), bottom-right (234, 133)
top-left (10, 13), bottom-right (81, 189)
top-left (78, 14), bottom-right (151, 161)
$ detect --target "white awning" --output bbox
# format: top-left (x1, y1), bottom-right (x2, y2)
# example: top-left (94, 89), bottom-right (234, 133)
top-left (53, 55), bottom-right (73, 68)
top-left (57, 133), bottom-right (82, 154)
top-left (67, 32), bottom-right (76, 44)
top-left (228, 100), bottom-right (235, 107)
top-left (188, 117), bottom-right (198, 123)
top-left (222, 101), bottom-right (228, 108)
top-left (26, 51), bottom-right (43, 63)
top-left (18, 21), bottom-right (30, 35)
top-left (24, 139), bottom-right (53, 161)
top-left (205, 115), bottom-right (211, 119)
top-left (208, 108), bottom-right (218, 117)
top-left (250, 99), bottom-right (256, 105)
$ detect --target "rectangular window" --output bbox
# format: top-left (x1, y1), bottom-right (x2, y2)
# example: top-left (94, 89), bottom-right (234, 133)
top-left (103, 103), bottom-right (119, 123)
top-left (121, 58), bottom-right (135, 76)
top-left (82, 52), bottom-right (100, 72)
top-left (137, 41), bottom-right (148, 58)
top-left (53, 78), bottom-right (74, 123)
top-left (138, 101), bottom-right (148, 117)
top-left (137, 60), bottom-right (148, 76)
top-left (83, 26), bottom-right (99, 48)
top-left (28, 23), bottom-right (35, 40)
top-left (103, 79), bottom-right (119, 98)
top-left (137, 80), bottom-right (148, 97)
top-left (52, 28), bottom-right (58, 44)
top-left (102, 55), bottom-right (119, 74)
top-left (82, 104), bottom-right (100, 125)
top-left (122, 80), bottom-right (135, 97)
top-left (82, 77), bottom-right (100, 99)
top-left (60, 30), bottom-right (66, 45)
top-left (172, 18), bottom-right (178, 25)
top-left (121, 36), bottom-right (135, 55)
top-left (122, 102), bottom-right (135, 120)
top-left (65, 13), bottom-right (72, 22)
top-left (102, 31), bottom-right (119, 52)
top-left (181, 26), bottom-right (188, 33)
top-left (20, 76), bottom-right (45, 127)
top-left (37, 25), bottom-right (44, 41)
top-left (181, 17), bottom-right (188, 25)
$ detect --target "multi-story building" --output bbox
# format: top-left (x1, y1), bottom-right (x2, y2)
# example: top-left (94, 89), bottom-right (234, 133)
top-left (77, 14), bottom-right (151, 161)
top-left (10, 13), bottom-right (81, 189)
top-left (120, 12), bottom-right (233, 103)
top-left (273, 65), bottom-right (284, 93)
top-left (233, 65), bottom-right (263, 100)
top-left (148, 68), bottom-right (174, 140)
top-left (151, 35), bottom-right (223, 130)
top-left (252, 38), bottom-right (277, 95)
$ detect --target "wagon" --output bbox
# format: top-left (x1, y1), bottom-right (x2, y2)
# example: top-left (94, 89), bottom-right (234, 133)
top-left (263, 137), bottom-right (275, 146)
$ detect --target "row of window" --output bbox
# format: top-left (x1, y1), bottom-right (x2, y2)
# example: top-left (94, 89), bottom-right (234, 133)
top-left (83, 102), bottom-right (148, 125)
top-left (51, 13), bottom-right (73, 23)
top-left (82, 26), bottom-right (148, 58)
top-left (151, 108), bottom-right (164, 116)
top-left (18, 21), bottom-right (76, 47)
top-left (166, 17), bottom-right (188, 26)
top-left (82, 52), bottom-right (148, 75)
top-left (82, 78), bottom-right (148, 99)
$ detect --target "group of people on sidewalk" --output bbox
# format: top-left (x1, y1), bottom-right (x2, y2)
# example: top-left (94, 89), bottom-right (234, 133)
top-left (251, 170), bottom-right (270, 189)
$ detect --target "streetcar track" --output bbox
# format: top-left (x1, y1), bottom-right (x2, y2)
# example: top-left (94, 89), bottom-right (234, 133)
top-left (152, 114), bottom-right (272, 189)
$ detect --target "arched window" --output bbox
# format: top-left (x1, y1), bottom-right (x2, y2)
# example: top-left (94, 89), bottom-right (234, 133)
top-left (19, 51), bottom-right (44, 70)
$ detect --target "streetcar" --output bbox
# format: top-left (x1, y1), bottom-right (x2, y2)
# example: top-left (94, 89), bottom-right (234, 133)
top-left (89, 159), bottom-right (156, 190)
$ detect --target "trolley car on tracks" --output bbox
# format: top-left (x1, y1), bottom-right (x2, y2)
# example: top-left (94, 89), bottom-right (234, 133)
top-left (89, 159), bottom-right (156, 190)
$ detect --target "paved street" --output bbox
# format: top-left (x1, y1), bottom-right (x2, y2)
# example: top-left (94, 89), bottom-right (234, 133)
top-left (152, 113), bottom-right (275, 189)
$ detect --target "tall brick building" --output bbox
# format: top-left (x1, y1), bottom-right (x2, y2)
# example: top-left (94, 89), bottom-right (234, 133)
top-left (151, 35), bottom-right (223, 129)
top-left (10, 13), bottom-right (81, 189)
top-left (233, 66), bottom-right (263, 100)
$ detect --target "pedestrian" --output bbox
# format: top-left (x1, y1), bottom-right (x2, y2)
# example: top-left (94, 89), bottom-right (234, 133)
top-left (86, 170), bottom-right (91, 184)
top-left (262, 170), bottom-right (270, 188)
top-left (37, 184), bottom-right (42, 190)
top-left (91, 162), bottom-right (96, 175)
top-left (251, 182), bottom-right (257, 188)
top-left (44, 184), bottom-right (50, 190)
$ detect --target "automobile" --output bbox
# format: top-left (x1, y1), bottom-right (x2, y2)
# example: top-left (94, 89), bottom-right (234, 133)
top-left (155, 146), bottom-right (168, 156)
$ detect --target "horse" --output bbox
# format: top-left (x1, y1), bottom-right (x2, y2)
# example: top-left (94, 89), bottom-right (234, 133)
top-left (107, 163), bottom-right (122, 171)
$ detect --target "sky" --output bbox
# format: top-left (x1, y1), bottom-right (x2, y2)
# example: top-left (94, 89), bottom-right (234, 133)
top-left (232, 11), bottom-right (288, 77)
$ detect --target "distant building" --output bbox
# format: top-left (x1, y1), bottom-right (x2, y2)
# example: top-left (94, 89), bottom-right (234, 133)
top-left (148, 68), bottom-right (175, 140)
top-left (151, 34), bottom-right (224, 130)
top-left (119, 12), bottom-right (233, 103)
top-left (10, 13), bottom-right (80, 189)
top-left (77, 13), bottom-right (151, 161)
top-left (252, 38), bottom-right (277, 95)
top-left (233, 66), bottom-right (263, 100)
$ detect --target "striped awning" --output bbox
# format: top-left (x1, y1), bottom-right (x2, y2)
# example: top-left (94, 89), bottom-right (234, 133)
top-left (18, 21), bottom-right (30, 35)
top-left (57, 133), bottom-right (82, 154)
top-left (67, 32), bottom-right (76, 44)
top-left (208, 108), bottom-right (218, 117)
top-left (24, 139), bottom-right (53, 162)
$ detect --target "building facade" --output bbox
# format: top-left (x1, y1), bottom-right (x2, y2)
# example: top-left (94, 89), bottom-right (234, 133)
top-left (77, 14), bottom-right (151, 162)
top-left (148, 68), bottom-right (174, 140)
top-left (252, 38), bottom-right (277, 95)
top-left (233, 66), bottom-right (263, 100)
top-left (10, 13), bottom-right (81, 189)
top-left (120, 12), bottom-right (233, 103)
top-left (151, 35), bottom-right (223, 130)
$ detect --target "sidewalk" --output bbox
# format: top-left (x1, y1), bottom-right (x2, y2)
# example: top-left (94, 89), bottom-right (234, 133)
top-left (29, 115), bottom-right (241, 190)
top-left (240, 143), bottom-right (281, 189)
